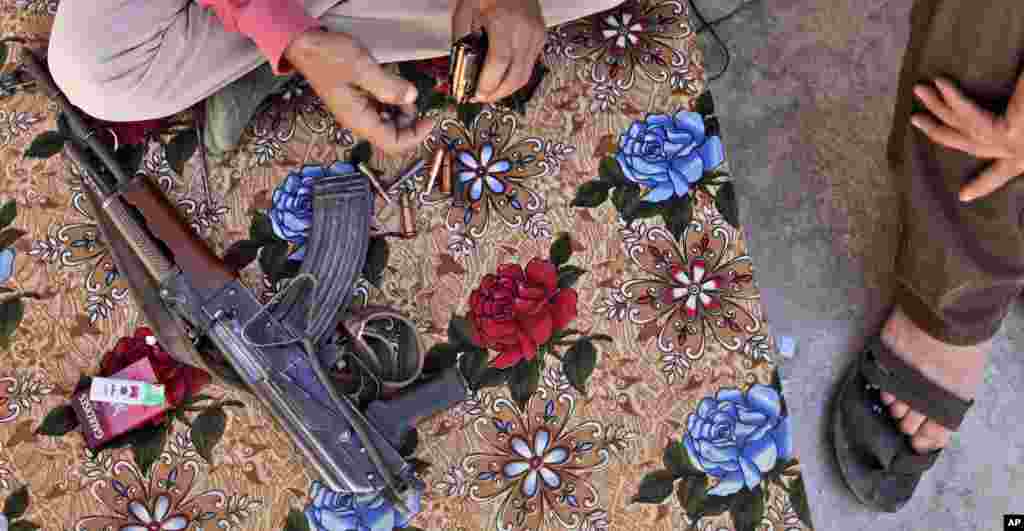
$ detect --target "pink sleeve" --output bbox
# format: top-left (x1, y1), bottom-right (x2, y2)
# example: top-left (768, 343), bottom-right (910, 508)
top-left (197, 0), bottom-right (323, 75)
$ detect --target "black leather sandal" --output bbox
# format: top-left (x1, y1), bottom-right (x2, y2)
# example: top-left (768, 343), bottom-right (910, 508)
top-left (830, 336), bottom-right (974, 512)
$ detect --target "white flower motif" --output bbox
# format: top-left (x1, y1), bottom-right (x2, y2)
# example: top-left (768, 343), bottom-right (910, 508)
top-left (179, 199), bottom-right (228, 236)
top-left (600, 12), bottom-right (644, 49)
top-left (524, 212), bottom-right (552, 239)
top-left (331, 126), bottom-right (354, 146)
top-left (662, 259), bottom-right (721, 318)
top-left (86, 293), bottom-right (114, 322)
top-left (742, 335), bottom-right (773, 361)
top-left (0, 111), bottom-right (41, 145)
top-left (251, 137), bottom-right (283, 166)
top-left (168, 432), bottom-right (199, 459)
top-left (450, 394), bottom-right (484, 417)
top-left (670, 69), bottom-right (693, 91)
top-left (543, 367), bottom-right (571, 391)
top-left (435, 465), bottom-right (468, 497)
top-left (0, 458), bottom-right (10, 491)
top-left (660, 353), bottom-right (690, 383)
top-left (597, 290), bottom-right (628, 321)
top-left (122, 495), bottom-right (189, 531)
top-left (581, 510), bottom-right (609, 531)
top-left (618, 219), bottom-right (647, 245)
top-left (447, 232), bottom-right (476, 259)
top-left (590, 81), bottom-right (624, 113)
top-left (28, 236), bottom-right (61, 263)
top-left (14, 0), bottom-right (58, 14)
top-left (144, 148), bottom-right (175, 187)
top-left (501, 429), bottom-right (570, 497)
top-left (80, 448), bottom-right (114, 479)
top-left (545, 142), bottom-right (576, 163)
top-left (456, 143), bottom-right (512, 202)
top-left (7, 111), bottom-right (39, 133)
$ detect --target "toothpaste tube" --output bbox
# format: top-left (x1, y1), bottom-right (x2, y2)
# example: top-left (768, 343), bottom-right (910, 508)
top-left (89, 377), bottom-right (166, 407)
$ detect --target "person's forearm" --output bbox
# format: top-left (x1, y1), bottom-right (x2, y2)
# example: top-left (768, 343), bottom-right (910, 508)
top-left (197, 0), bottom-right (322, 75)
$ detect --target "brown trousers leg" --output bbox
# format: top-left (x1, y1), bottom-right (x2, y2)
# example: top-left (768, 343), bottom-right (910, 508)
top-left (888, 0), bottom-right (1024, 345)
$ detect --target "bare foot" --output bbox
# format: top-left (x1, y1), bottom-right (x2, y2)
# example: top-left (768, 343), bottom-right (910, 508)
top-left (878, 307), bottom-right (989, 454)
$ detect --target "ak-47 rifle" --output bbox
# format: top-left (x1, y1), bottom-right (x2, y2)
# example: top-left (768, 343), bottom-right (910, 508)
top-left (18, 47), bottom-right (469, 511)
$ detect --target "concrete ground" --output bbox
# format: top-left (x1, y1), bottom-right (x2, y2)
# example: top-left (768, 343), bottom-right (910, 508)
top-left (690, 0), bottom-right (1024, 529)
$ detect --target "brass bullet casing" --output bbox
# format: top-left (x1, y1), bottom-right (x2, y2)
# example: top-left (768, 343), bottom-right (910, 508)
top-left (358, 162), bottom-right (391, 205)
top-left (425, 147), bottom-right (446, 195)
top-left (398, 189), bottom-right (417, 239)
top-left (449, 31), bottom-right (488, 104)
top-left (439, 148), bottom-right (454, 195)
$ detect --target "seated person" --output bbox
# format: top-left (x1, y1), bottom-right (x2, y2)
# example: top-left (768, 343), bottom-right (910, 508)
top-left (46, 0), bottom-right (624, 155)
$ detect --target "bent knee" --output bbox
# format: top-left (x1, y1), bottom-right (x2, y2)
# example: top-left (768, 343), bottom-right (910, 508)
top-left (47, 8), bottom-right (167, 122)
top-left (543, 0), bottom-right (628, 28)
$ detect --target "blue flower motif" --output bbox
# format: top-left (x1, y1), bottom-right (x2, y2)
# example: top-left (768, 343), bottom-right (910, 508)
top-left (682, 384), bottom-right (793, 497)
top-left (303, 477), bottom-right (424, 531)
top-left (269, 161), bottom-right (357, 261)
top-left (0, 248), bottom-right (14, 284)
top-left (614, 111), bottom-right (725, 204)
top-left (455, 143), bottom-right (511, 203)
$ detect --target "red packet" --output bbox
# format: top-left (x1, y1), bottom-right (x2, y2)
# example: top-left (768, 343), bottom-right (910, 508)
top-left (71, 357), bottom-right (169, 449)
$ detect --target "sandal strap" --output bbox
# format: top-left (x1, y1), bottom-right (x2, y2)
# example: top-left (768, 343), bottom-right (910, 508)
top-left (890, 447), bottom-right (940, 474)
top-left (860, 336), bottom-right (973, 431)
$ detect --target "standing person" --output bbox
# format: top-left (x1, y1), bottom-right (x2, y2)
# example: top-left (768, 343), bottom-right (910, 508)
top-left (832, 0), bottom-right (1024, 512)
top-left (46, 0), bottom-right (623, 156)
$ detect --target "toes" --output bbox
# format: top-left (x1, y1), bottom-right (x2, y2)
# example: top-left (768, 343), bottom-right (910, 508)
top-left (915, 420), bottom-right (951, 448)
top-left (889, 400), bottom-right (910, 419)
top-left (911, 435), bottom-right (939, 454)
top-left (900, 409), bottom-right (927, 435)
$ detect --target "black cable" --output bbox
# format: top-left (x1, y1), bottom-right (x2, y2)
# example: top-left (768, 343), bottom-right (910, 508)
top-left (687, 0), bottom-right (756, 82)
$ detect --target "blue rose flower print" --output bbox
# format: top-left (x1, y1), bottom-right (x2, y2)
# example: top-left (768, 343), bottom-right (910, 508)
top-left (304, 478), bottom-right (424, 531)
top-left (615, 111), bottom-right (725, 203)
top-left (682, 384), bottom-right (793, 496)
top-left (0, 248), bottom-right (14, 284)
top-left (269, 161), bottom-right (357, 261)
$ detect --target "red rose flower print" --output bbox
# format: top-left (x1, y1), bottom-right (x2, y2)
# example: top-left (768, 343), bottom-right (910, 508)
top-left (468, 258), bottom-right (578, 369)
top-left (100, 327), bottom-right (210, 408)
top-left (89, 117), bottom-right (167, 147)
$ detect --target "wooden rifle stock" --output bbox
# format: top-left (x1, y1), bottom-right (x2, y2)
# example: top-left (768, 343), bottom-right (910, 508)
top-left (118, 176), bottom-right (236, 295)
top-left (17, 45), bottom-right (234, 295)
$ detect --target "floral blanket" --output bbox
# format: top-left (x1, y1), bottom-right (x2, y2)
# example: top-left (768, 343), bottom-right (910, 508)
top-left (0, 1), bottom-right (816, 530)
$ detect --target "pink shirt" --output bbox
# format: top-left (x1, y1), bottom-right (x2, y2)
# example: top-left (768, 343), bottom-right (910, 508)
top-left (198, 0), bottom-right (323, 75)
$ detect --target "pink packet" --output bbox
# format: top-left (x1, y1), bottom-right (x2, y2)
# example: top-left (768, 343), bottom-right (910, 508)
top-left (71, 357), bottom-right (169, 449)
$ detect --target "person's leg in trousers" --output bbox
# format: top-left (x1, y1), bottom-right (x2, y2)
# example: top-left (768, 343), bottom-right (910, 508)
top-left (839, 0), bottom-right (1024, 508)
top-left (47, 0), bottom-right (625, 123)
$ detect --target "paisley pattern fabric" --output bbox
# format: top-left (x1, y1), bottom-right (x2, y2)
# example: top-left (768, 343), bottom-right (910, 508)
top-left (0, 1), bottom-right (816, 530)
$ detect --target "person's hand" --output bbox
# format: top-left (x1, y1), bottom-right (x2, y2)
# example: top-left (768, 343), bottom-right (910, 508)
top-left (283, 29), bottom-right (434, 154)
top-left (911, 75), bottom-right (1024, 202)
top-left (452, 0), bottom-right (546, 103)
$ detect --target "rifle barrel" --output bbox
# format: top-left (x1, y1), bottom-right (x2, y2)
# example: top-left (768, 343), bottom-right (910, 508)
top-left (18, 47), bottom-right (133, 185)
